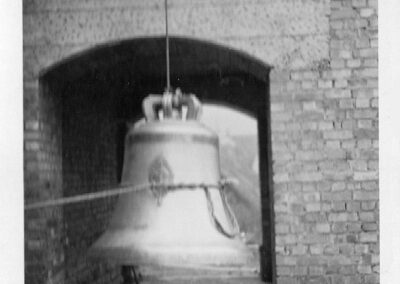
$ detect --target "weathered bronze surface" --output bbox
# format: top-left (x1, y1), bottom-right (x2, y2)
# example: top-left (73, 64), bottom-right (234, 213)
top-left (89, 93), bottom-right (255, 273)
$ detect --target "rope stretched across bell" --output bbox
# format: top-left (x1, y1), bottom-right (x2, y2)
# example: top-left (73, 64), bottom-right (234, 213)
top-left (24, 180), bottom-right (241, 240)
top-left (23, 178), bottom-right (236, 210)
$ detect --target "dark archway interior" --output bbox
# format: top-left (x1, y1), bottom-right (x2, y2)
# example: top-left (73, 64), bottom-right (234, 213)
top-left (41, 37), bottom-right (273, 283)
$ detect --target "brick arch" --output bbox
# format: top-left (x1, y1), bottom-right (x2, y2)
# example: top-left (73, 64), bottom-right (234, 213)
top-left (40, 36), bottom-right (273, 122)
top-left (30, 37), bottom-right (275, 284)
top-left (41, 36), bottom-right (271, 91)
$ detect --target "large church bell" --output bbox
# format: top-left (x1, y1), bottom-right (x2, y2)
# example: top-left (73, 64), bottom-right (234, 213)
top-left (89, 90), bottom-right (253, 273)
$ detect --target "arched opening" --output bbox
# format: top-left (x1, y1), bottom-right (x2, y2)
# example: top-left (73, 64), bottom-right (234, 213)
top-left (38, 37), bottom-right (273, 283)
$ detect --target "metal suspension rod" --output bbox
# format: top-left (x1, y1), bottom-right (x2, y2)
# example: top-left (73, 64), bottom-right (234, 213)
top-left (164, 0), bottom-right (171, 91)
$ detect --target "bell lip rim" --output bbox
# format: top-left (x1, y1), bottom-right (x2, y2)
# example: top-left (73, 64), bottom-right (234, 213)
top-left (86, 252), bottom-right (259, 273)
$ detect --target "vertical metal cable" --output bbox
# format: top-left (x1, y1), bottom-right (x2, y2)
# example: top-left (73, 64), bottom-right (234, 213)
top-left (164, 0), bottom-right (171, 91)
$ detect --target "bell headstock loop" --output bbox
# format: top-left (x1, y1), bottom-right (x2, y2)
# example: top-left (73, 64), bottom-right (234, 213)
top-left (142, 89), bottom-right (202, 122)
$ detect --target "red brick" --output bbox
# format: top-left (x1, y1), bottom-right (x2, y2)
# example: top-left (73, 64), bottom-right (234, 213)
top-left (323, 130), bottom-right (353, 140)
top-left (361, 201), bottom-right (376, 210)
top-left (359, 48), bottom-right (378, 58)
top-left (357, 139), bottom-right (372, 148)
top-left (355, 98), bottom-right (370, 108)
top-left (276, 224), bottom-right (290, 234)
top-left (339, 244), bottom-right (355, 255)
top-left (344, 275), bottom-right (362, 284)
top-left (331, 8), bottom-right (358, 19)
top-left (291, 245), bottom-right (307, 255)
top-left (368, 0), bottom-right (377, 8)
top-left (321, 202), bottom-right (334, 211)
top-left (367, 160), bottom-right (378, 170)
top-left (359, 212), bottom-right (376, 222)
top-left (276, 234), bottom-right (297, 245)
top-left (272, 112), bottom-right (293, 122)
top-left (293, 266), bottom-right (308, 276)
top-left (358, 149), bottom-right (378, 159)
top-left (361, 223), bottom-right (378, 231)
top-left (322, 191), bottom-right (352, 202)
top-left (328, 212), bottom-right (358, 222)
top-left (318, 80), bottom-right (333, 89)
top-left (339, 99), bottom-right (354, 109)
top-left (325, 69), bottom-right (352, 79)
top-left (365, 274), bottom-right (379, 284)
top-left (277, 277), bottom-right (296, 284)
top-left (347, 59), bottom-right (361, 68)
top-left (318, 121), bottom-right (334, 130)
top-left (352, 0), bottom-right (367, 7)
top-left (360, 232), bottom-right (378, 242)
top-left (332, 49), bottom-right (353, 59)
top-left (354, 191), bottom-right (378, 201)
top-left (326, 140), bottom-right (341, 148)
top-left (332, 222), bottom-right (347, 233)
top-left (330, 59), bottom-right (345, 68)
top-left (355, 36), bottom-right (370, 48)
top-left (360, 8), bottom-right (374, 17)
top-left (353, 171), bottom-right (378, 181)
top-left (334, 79), bottom-right (348, 88)
top-left (293, 172), bottom-right (323, 182)
top-left (332, 182), bottom-right (346, 191)
top-left (315, 223), bottom-right (331, 233)
top-left (277, 266), bottom-right (293, 276)
top-left (354, 68), bottom-right (378, 77)
top-left (352, 88), bottom-right (377, 98)
top-left (304, 213), bottom-right (327, 223)
top-left (292, 71), bottom-right (319, 81)
top-left (354, 128), bottom-right (378, 139)
top-left (331, 202), bottom-right (346, 212)
top-left (309, 266), bottom-right (325, 276)
top-left (371, 254), bottom-right (379, 264)
top-left (306, 203), bottom-right (321, 212)
top-left (276, 256), bottom-right (297, 266)
top-left (353, 109), bottom-right (378, 118)
top-left (349, 160), bottom-right (368, 171)
top-left (348, 223), bottom-right (362, 232)
top-left (341, 140), bottom-right (356, 149)
top-left (339, 265), bottom-right (357, 275)
top-left (371, 98), bottom-right (378, 108)
top-left (357, 119), bottom-right (373, 128)
top-left (355, 244), bottom-right (369, 254)
top-left (370, 38), bottom-right (378, 48)
top-left (363, 59), bottom-right (378, 67)
top-left (303, 101), bottom-right (319, 111)
top-left (271, 103), bottom-right (285, 112)
top-left (301, 80), bottom-right (317, 89)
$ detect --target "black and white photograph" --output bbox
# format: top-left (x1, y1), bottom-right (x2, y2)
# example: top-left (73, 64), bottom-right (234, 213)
top-left (1, 0), bottom-right (399, 283)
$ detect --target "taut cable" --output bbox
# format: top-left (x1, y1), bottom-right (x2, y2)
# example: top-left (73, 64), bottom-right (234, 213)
top-left (24, 179), bottom-right (236, 210)
top-left (165, 0), bottom-right (171, 91)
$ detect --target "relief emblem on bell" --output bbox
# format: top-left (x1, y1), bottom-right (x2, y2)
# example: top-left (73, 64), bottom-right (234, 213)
top-left (148, 155), bottom-right (174, 205)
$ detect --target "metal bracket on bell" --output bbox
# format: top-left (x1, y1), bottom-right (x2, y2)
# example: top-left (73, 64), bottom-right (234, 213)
top-left (142, 88), bottom-right (202, 121)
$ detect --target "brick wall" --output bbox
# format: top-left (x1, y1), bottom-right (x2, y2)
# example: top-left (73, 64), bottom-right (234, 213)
top-left (24, 79), bottom-right (65, 284)
top-left (270, 1), bottom-right (378, 283)
top-left (24, 0), bottom-right (378, 283)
